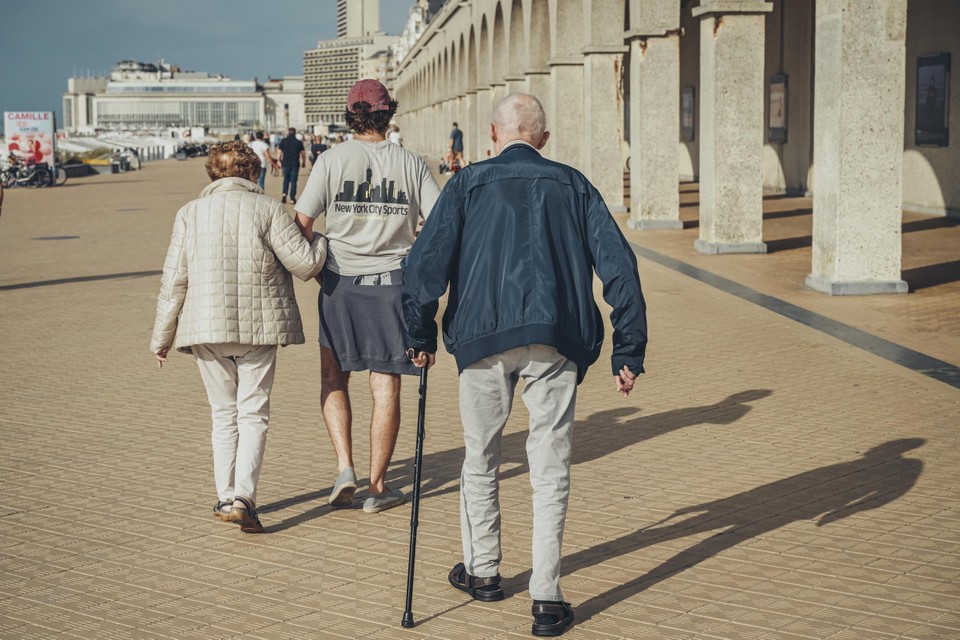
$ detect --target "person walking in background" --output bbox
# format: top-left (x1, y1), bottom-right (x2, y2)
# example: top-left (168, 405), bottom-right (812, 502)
top-left (248, 131), bottom-right (278, 190)
top-left (151, 141), bottom-right (327, 533)
top-left (402, 93), bottom-right (648, 637)
top-left (449, 121), bottom-right (464, 166)
top-left (387, 123), bottom-right (402, 146)
top-left (310, 136), bottom-right (327, 167)
top-left (294, 79), bottom-right (441, 514)
top-left (277, 127), bottom-right (305, 204)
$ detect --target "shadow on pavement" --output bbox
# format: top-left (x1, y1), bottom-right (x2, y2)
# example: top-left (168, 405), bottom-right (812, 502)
top-left (0, 270), bottom-right (162, 291)
top-left (902, 217), bottom-right (959, 233)
top-left (257, 390), bottom-right (773, 530)
top-left (765, 235), bottom-right (813, 253)
top-left (502, 438), bottom-right (924, 626)
top-left (763, 207), bottom-right (812, 221)
top-left (388, 389), bottom-right (773, 503)
top-left (903, 260), bottom-right (960, 291)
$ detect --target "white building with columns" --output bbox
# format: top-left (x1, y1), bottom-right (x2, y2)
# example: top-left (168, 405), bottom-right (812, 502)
top-left (62, 61), bottom-right (273, 135)
top-left (393, 0), bottom-right (959, 296)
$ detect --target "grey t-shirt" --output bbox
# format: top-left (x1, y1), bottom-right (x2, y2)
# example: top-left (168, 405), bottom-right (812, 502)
top-left (295, 140), bottom-right (441, 276)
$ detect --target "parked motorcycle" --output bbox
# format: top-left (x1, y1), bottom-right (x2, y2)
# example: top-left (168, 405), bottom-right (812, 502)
top-left (0, 160), bottom-right (53, 188)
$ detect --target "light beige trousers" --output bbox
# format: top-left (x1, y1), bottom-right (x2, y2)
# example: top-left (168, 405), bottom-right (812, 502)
top-left (193, 343), bottom-right (278, 504)
top-left (458, 344), bottom-right (578, 601)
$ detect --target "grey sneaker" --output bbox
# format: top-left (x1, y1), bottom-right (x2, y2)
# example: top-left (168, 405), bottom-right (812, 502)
top-left (329, 468), bottom-right (358, 507)
top-left (363, 487), bottom-right (407, 513)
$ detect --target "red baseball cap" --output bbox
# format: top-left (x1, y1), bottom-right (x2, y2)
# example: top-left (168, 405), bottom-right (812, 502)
top-left (347, 79), bottom-right (392, 112)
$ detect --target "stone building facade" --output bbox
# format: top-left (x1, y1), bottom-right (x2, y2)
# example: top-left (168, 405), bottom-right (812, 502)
top-left (393, 0), bottom-right (959, 295)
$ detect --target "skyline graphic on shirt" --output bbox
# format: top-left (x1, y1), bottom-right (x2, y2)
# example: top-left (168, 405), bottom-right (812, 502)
top-left (335, 167), bottom-right (409, 205)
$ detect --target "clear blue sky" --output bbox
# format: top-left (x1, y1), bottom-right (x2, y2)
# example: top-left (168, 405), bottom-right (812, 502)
top-left (0, 0), bottom-right (412, 134)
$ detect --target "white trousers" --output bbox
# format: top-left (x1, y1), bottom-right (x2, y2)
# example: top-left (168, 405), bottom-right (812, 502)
top-left (193, 343), bottom-right (278, 504)
top-left (458, 344), bottom-right (578, 601)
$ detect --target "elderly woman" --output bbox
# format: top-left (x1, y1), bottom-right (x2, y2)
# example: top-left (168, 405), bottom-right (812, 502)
top-left (151, 141), bottom-right (327, 533)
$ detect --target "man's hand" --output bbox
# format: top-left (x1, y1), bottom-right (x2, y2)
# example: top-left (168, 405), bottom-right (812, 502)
top-left (407, 349), bottom-right (436, 369)
top-left (156, 347), bottom-right (170, 369)
top-left (415, 217), bottom-right (425, 237)
top-left (614, 365), bottom-right (636, 397)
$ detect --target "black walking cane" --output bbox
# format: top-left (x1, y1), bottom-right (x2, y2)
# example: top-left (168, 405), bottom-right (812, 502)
top-left (401, 350), bottom-right (429, 628)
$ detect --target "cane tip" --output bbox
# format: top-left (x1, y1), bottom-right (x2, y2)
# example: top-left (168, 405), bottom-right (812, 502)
top-left (401, 613), bottom-right (415, 628)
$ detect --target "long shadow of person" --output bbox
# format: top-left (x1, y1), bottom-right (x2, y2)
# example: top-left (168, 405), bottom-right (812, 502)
top-left (503, 438), bottom-right (924, 626)
top-left (258, 390), bottom-right (772, 527)
top-left (387, 389), bottom-right (773, 501)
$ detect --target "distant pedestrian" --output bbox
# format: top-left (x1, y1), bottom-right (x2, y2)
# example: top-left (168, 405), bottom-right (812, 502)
top-left (294, 79), bottom-right (441, 514)
top-left (249, 131), bottom-right (278, 190)
top-left (403, 93), bottom-right (648, 637)
top-left (310, 137), bottom-right (327, 166)
top-left (277, 127), bottom-right (305, 204)
top-left (449, 121), bottom-right (464, 166)
top-left (387, 123), bottom-right (402, 146)
top-left (151, 141), bottom-right (327, 533)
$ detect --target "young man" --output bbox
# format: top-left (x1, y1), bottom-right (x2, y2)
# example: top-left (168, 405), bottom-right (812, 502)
top-left (277, 127), bottom-right (305, 204)
top-left (294, 80), bottom-right (441, 513)
top-left (403, 93), bottom-right (648, 636)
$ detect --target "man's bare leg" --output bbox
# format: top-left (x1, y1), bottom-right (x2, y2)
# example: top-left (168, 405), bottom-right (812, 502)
top-left (368, 371), bottom-right (401, 494)
top-left (320, 346), bottom-right (353, 472)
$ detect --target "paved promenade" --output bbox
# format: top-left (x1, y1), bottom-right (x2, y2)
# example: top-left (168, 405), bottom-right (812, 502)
top-left (0, 159), bottom-right (958, 639)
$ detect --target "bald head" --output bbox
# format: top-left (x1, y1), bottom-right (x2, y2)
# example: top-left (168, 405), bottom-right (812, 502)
top-left (491, 93), bottom-right (550, 154)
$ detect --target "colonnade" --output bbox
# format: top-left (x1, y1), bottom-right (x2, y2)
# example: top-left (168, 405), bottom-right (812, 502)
top-left (394, 0), bottom-right (912, 295)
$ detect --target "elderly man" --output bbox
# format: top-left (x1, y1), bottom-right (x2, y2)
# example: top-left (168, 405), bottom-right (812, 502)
top-left (402, 93), bottom-right (647, 637)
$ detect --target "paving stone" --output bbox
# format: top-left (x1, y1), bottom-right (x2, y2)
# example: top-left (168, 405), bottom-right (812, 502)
top-left (0, 161), bottom-right (957, 639)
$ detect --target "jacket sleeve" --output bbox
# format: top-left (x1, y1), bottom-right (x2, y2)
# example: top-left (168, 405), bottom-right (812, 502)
top-left (268, 202), bottom-right (327, 281)
top-left (402, 174), bottom-right (465, 354)
top-left (150, 208), bottom-right (189, 354)
top-left (584, 185), bottom-right (648, 376)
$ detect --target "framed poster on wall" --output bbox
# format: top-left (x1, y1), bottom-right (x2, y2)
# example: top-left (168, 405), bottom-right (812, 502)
top-left (768, 73), bottom-right (788, 144)
top-left (681, 86), bottom-right (695, 142)
top-left (916, 53), bottom-right (950, 147)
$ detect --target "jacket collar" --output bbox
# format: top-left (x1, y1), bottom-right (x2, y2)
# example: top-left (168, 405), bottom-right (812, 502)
top-left (200, 177), bottom-right (264, 197)
top-left (499, 140), bottom-right (541, 156)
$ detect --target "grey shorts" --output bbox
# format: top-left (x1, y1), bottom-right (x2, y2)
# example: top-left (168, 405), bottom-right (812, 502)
top-left (318, 267), bottom-right (418, 376)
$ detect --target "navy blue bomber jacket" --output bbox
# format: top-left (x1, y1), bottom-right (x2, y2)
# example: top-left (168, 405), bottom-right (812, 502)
top-left (401, 142), bottom-right (647, 383)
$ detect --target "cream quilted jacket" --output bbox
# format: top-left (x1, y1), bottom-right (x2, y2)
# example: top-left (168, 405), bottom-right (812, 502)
top-left (151, 177), bottom-right (326, 354)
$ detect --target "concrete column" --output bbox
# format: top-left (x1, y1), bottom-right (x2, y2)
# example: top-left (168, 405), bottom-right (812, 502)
top-left (505, 76), bottom-right (526, 94)
top-left (489, 83), bottom-right (509, 160)
top-left (454, 95), bottom-right (466, 159)
top-left (550, 61), bottom-right (585, 170)
top-left (583, 48), bottom-right (628, 212)
top-left (625, 0), bottom-right (682, 229)
top-left (490, 83), bottom-right (507, 122)
top-left (526, 71), bottom-right (553, 157)
top-left (525, 71), bottom-right (551, 102)
top-left (475, 87), bottom-right (493, 161)
top-left (693, 0), bottom-right (772, 254)
top-left (435, 103), bottom-right (444, 152)
top-left (412, 109), bottom-right (421, 152)
top-left (465, 91), bottom-right (478, 163)
top-left (806, 0), bottom-right (908, 295)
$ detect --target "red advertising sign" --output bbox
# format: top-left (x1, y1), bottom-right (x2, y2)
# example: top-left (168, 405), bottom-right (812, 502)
top-left (5, 111), bottom-right (57, 170)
